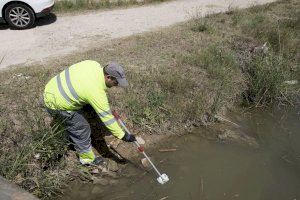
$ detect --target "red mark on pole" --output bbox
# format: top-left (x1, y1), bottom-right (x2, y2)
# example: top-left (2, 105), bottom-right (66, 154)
top-left (112, 110), bottom-right (120, 119)
top-left (138, 146), bottom-right (144, 152)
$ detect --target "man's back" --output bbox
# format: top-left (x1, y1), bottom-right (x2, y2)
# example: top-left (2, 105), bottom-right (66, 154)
top-left (44, 60), bottom-right (106, 111)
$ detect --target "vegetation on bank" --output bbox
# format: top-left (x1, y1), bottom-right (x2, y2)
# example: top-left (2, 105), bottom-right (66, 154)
top-left (53, 0), bottom-right (169, 13)
top-left (0, 0), bottom-right (299, 199)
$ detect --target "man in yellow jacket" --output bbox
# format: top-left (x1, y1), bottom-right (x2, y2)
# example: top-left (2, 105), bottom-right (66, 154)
top-left (43, 60), bottom-right (136, 165)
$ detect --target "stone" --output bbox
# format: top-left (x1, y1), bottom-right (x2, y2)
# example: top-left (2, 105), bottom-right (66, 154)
top-left (0, 176), bottom-right (38, 200)
top-left (107, 159), bottom-right (119, 172)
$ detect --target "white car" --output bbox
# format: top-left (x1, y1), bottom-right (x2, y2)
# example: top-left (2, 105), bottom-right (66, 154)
top-left (0, 0), bottom-right (54, 29)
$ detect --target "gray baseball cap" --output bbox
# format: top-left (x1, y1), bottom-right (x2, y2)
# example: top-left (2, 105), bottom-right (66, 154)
top-left (105, 62), bottom-right (129, 87)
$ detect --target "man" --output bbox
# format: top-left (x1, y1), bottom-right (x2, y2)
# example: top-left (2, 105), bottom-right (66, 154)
top-left (43, 60), bottom-right (136, 166)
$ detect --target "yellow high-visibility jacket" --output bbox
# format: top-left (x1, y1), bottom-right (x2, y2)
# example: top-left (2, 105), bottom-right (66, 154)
top-left (43, 60), bottom-right (125, 139)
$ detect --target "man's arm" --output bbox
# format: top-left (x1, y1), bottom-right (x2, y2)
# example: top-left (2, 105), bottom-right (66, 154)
top-left (87, 91), bottom-right (125, 139)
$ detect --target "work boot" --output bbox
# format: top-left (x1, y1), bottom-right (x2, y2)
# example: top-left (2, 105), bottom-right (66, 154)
top-left (79, 149), bottom-right (106, 166)
top-left (91, 156), bottom-right (105, 166)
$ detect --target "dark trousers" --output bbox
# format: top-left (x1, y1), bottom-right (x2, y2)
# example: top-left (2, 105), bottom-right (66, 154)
top-left (46, 109), bottom-right (92, 154)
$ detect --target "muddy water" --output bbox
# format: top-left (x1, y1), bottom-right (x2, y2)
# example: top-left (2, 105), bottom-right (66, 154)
top-left (63, 107), bottom-right (300, 200)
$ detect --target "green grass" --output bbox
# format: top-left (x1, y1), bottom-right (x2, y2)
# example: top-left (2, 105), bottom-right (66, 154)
top-left (179, 44), bottom-right (245, 114)
top-left (231, 0), bottom-right (300, 60)
top-left (226, 0), bottom-right (299, 105)
top-left (243, 53), bottom-right (292, 105)
top-left (0, 68), bottom-right (71, 198)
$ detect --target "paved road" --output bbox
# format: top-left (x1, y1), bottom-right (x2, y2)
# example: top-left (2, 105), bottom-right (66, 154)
top-left (0, 0), bottom-right (275, 69)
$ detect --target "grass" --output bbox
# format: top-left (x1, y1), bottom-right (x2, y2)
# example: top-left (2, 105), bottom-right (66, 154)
top-left (243, 53), bottom-right (292, 105)
top-left (227, 0), bottom-right (299, 105)
top-left (179, 44), bottom-right (245, 115)
top-left (231, 0), bottom-right (299, 60)
top-left (53, 0), bottom-right (169, 13)
top-left (0, 68), bottom-right (71, 198)
top-left (0, 0), bottom-right (299, 199)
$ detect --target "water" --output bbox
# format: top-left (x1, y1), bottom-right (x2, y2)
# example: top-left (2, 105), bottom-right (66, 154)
top-left (63, 107), bottom-right (300, 200)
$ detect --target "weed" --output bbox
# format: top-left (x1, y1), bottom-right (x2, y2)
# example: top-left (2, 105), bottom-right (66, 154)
top-left (243, 53), bottom-right (291, 105)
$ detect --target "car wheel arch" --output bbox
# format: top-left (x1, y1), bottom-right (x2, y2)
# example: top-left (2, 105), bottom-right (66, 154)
top-left (2, 1), bottom-right (36, 21)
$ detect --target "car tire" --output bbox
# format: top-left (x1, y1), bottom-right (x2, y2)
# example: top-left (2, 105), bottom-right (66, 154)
top-left (5, 3), bottom-right (35, 30)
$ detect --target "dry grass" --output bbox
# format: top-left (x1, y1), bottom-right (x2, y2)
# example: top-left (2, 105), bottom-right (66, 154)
top-left (53, 0), bottom-right (169, 13)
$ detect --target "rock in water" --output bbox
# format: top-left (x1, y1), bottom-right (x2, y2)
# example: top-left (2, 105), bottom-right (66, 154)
top-left (107, 160), bottom-right (119, 172)
top-left (218, 129), bottom-right (259, 148)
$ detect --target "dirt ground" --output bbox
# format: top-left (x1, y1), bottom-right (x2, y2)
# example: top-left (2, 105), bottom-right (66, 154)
top-left (0, 0), bottom-right (275, 69)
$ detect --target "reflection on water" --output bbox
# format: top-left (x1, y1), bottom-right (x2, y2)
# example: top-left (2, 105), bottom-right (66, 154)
top-left (63, 107), bottom-right (300, 200)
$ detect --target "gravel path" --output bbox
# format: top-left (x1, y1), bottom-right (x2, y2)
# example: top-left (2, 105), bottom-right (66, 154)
top-left (0, 0), bottom-right (275, 69)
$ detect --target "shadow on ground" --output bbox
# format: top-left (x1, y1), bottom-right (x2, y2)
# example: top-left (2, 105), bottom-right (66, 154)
top-left (0, 13), bottom-right (57, 30)
top-left (83, 105), bottom-right (128, 164)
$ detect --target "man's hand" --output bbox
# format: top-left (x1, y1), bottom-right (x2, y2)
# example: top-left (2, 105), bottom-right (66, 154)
top-left (122, 132), bottom-right (136, 142)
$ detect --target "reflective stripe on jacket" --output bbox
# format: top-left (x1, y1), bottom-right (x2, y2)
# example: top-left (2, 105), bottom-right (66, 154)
top-left (43, 60), bottom-right (125, 139)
